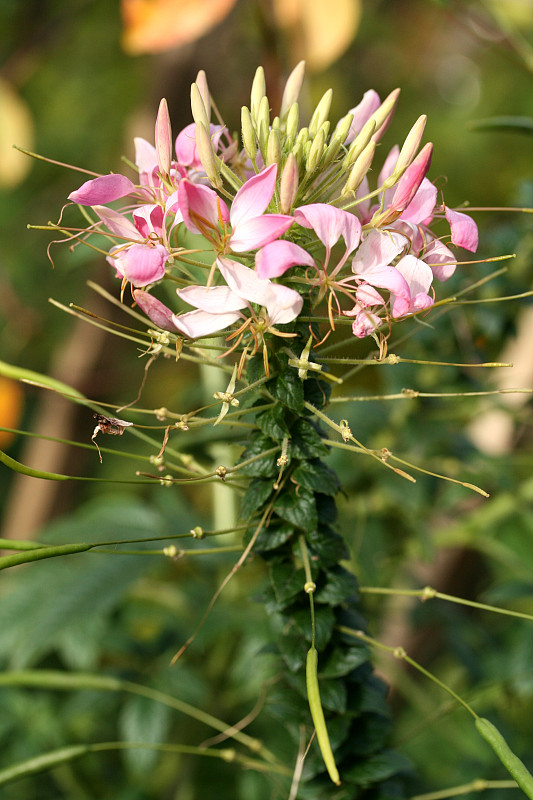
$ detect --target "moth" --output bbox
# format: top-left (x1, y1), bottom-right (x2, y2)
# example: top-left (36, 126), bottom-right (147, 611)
top-left (91, 413), bottom-right (133, 462)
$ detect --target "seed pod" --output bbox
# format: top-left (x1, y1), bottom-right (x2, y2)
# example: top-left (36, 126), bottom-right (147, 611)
top-left (475, 718), bottom-right (533, 799)
top-left (306, 647), bottom-right (341, 786)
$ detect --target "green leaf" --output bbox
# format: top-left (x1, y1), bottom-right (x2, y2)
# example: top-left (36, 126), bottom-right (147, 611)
top-left (316, 493), bottom-right (337, 524)
top-left (270, 560), bottom-right (305, 606)
top-left (119, 694), bottom-right (171, 778)
top-left (343, 750), bottom-right (412, 785)
top-left (290, 419), bottom-right (329, 459)
top-left (306, 527), bottom-right (349, 565)
top-left (240, 479), bottom-right (274, 519)
top-left (318, 676), bottom-right (347, 714)
top-left (292, 460), bottom-right (340, 496)
top-left (257, 404), bottom-right (290, 441)
top-left (274, 488), bottom-right (317, 530)
top-left (269, 369), bottom-right (304, 413)
top-left (303, 376), bottom-right (332, 409)
top-left (293, 606), bottom-right (335, 650)
top-left (346, 714), bottom-right (392, 757)
top-left (247, 521), bottom-right (295, 553)
top-left (316, 566), bottom-right (359, 606)
top-left (320, 644), bottom-right (370, 678)
top-left (238, 435), bottom-right (277, 478)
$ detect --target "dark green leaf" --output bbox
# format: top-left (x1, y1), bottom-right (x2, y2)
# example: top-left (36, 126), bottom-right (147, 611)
top-left (270, 560), bottom-right (305, 605)
top-left (320, 644), bottom-right (370, 678)
top-left (290, 419), bottom-right (329, 459)
top-left (293, 605), bottom-right (335, 650)
top-left (304, 376), bottom-right (332, 409)
top-left (257, 404), bottom-right (290, 441)
top-left (275, 488), bottom-right (317, 530)
top-left (343, 750), bottom-right (413, 785)
top-left (247, 521), bottom-right (295, 553)
top-left (240, 478), bottom-right (274, 519)
top-left (238, 435), bottom-right (277, 477)
top-left (316, 566), bottom-right (359, 605)
top-left (306, 526), bottom-right (349, 565)
top-left (292, 460), bottom-right (340, 496)
top-left (316, 493), bottom-right (338, 524)
top-left (270, 369), bottom-right (304, 412)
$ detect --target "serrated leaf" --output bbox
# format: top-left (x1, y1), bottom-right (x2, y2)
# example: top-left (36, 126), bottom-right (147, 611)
top-left (303, 375), bottom-right (332, 409)
top-left (270, 560), bottom-right (305, 605)
top-left (292, 460), bottom-right (340, 496)
top-left (277, 629), bottom-right (308, 671)
top-left (274, 488), bottom-right (317, 530)
top-left (257, 404), bottom-right (290, 441)
top-left (290, 419), bottom-right (329, 459)
top-left (306, 526), bottom-right (349, 565)
top-left (320, 644), bottom-right (370, 678)
top-left (293, 605), bottom-right (335, 650)
top-left (343, 750), bottom-right (412, 785)
top-left (270, 369), bottom-right (304, 412)
top-left (247, 521), bottom-right (295, 553)
top-left (316, 566), bottom-right (359, 605)
top-left (241, 478), bottom-right (274, 519)
top-left (238, 435), bottom-right (277, 478)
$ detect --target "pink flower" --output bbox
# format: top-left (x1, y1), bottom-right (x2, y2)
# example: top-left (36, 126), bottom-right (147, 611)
top-left (178, 164), bottom-right (293, 254)
top-left (133, 290), bottom-right (178, 331)
top-left (108, 243), bottom-right (169, 287)
top-left (351, 229), bottom-right (411, 310)
top-left (445, 207), bottom-right (478, 252)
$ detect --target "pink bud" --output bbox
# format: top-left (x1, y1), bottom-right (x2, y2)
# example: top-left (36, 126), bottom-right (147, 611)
top-left (68, 174), bottom-right (136, 206)
top-left (155, 98), bottom-right (172, 177)
top-left (390, 142), bottom-right (433, 214)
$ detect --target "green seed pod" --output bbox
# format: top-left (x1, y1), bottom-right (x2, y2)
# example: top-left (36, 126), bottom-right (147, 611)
top-left (190, 82), bottom-right (209, 128)
top-left (280, 60), bottom-right (306, 122)
top-left (306, 647), bottom-right (341, 786)
top-left (241, 106), bottom-right (257, 161)
top-left (308, 88), bottom-right (333, 139)
top-left (476, 718), bottom-right (533, 799)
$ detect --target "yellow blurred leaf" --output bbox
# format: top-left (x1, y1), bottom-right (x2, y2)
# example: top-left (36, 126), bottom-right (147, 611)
top-left (273, 0), bottom-right (361, 72)
top-left (121, 0), bottom-right (238, 55)
top-left (0, 79), bottom-right (34, 188)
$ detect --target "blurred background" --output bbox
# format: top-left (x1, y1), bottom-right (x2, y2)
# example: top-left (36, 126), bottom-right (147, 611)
top-left (1, 1), bottom-right (533, 798)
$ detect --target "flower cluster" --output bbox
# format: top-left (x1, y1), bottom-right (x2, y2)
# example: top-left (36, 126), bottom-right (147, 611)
top-left (66, 63), bottom-right (478, 356)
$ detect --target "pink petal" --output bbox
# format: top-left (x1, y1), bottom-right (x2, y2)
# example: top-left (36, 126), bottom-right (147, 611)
top-left (134, 137), bottom-right (157, 179)
top-left (360, 266), bottom-right (411, 300)
top-left (344, 90), bottom-right (381, 144)
top-left (68, 174), bottom-right (137, 206)
top-left (395, 254), bottom-right (433, 295)
top-left (400, 178), bottom-right (437, 224)
top-left (424, 240), bottom-right (457, 281)
top-left (445, 207), bottom-right (478, 252)
top-left (228, 214), bottom-right (293, 252)
top-left (133, 290), bottom-right (177, 331)
top-left (352, 229), bottom-right (405, 274)
top-left (133, 204), bottom-right (164, 238)
top-left (230, 164), bottom-right (278, 229)
top-left (113, 244), bottom-right (169, 287)
top-left (255, 240), bottom-right (315, 279)
top-left (175, 123), bottom-right (226, 169)
top-left (172, 308), bottom-right (241, 338)
top-left (356, 284), bottom-right (385, 307)
top-left (413, 292), bottom-right (434, 310)
top-left (378, 145), bottom-right (400, 187)
top-left (155, 98), bottom-right (172, 175)
top-left (94, 206), bottom-right (138, 239)
top-left (294, 204), bottom-right (361, 266)
top-left (217, 256), bottom-right (273, 306)
top-left (389, 143), bottom-right (433, 215)
top-left (352, 308), bottom-right (382, 338)
top-left (263, 283), bottom-right (303, 325)
top-left (178, 179), bottom-right (229, 235)
top-left (177, 284), bottom-right (247, 313)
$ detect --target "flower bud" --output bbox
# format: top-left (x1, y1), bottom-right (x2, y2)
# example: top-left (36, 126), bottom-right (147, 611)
top-left (306, 128), bottom-right (325, 174)
top-left (322, 133), bottom-right (343, 168)
top-left (308, 88), bottom-right (332, 139)
top-left (190, 82), bottom-right (209, 128)
top-left (394, 114), bottom-right (427, 176)
top-left (280, 153), bottom-right (299, 213)
top-left (285, 103), bottom-right (300, 147)
top-left (342, 118), bottom-right (376, 169)
top-left (155, 98), bottom-right (172, 177)
top-left (195, 69), bottom-right (211, 121)
top-left (195, 122), bottom-right (222, 188)
top-left (256, 96), bottom-right (271, 153)
top-left (370, 87), bottom-right (400, 141)
top-left (272, 115), bottom-right (281, 131)
top-left (341, 140), bottom-right (376, 196)
top-left (335, 112), bottom-right (354, 145)
top-left (280, 60), bottom-right (306, 122)
top-left (266, 128), bottom-right (282, 169)
top-left (389, 141), bottom-right (433, 212)
top-left (241, 106), bottom-right (257, 160)
top-left (250, 65), bottom-right (266, 122)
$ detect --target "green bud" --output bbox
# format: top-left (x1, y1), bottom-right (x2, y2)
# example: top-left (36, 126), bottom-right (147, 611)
top-left (285, 103), bottom-right (300, 148)
top-left (280, 60), bottom-right (306, 122)
top-left (322, 133), bottom-right (342, 168)
top-left (342, 118), bottom-right (376, 168)
top-left (241, 106), bottom-right (257, 160)
top-left (256, 96), bottom-right (271, 150)
top-left (195, 123), bottom-right (222, 188)
top-left (266, 128), bottom-right (282, 169)
top-left (335, 112), bottom-right (354, 145)
top-left (280, 152), bottom-right (299, 213)
top-left (341, 140), bottom-right (376, 196)
top-left (195, 69), bottom-right (211, 121)
top-left (250, 66), bottom-right (266, 122)
top-left (306, 128), bottom-right (325, 174)
top-left (190, 83), bottom-right (209, 128)
top-left (272, 115), bottom-right (281, 131)
top-left (370, 87), bottom-right (400, 140)
top-left (308, 88), bottom-right (333, 139)
top-left (393, 114), bottom-right (427, 176)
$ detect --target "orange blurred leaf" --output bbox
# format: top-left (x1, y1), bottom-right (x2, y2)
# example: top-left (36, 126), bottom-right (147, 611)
top-left (273, 0), bottom-right (362, 72)
top-left (0, 377), bottom-right (24, 449)
top-left (121, 0), bottom-right (238, 55)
